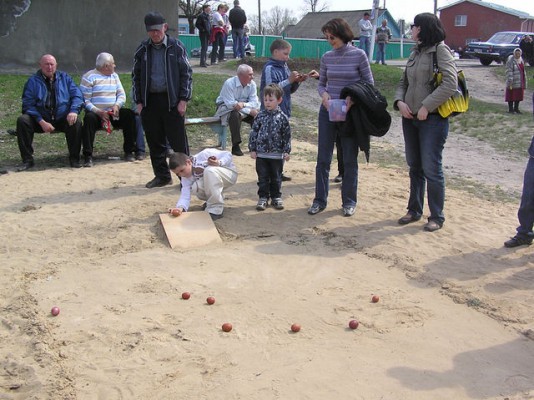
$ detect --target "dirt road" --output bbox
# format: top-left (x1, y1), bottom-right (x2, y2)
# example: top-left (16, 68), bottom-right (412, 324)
top-left (287, 59), bottom-right (533, 196)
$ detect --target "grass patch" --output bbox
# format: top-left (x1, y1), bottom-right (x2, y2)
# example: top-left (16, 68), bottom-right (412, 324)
top-left (0, 64), bottom-right (396, 166)
top-left (0, 65), bottom-right (528, 204)
top-left (0, 73), bottom-right (229, 166)
top-left (0, 74), bottom-right (28, 130)
top-left (447, 175), bottom-right (519, 203)
top-left (449, 98), bottom-right (532, 158)
top-left (247, 58), bottom-right (402, 104)
top-left (493, 63), bottom-right (534, 88)
top-left (369, 63), bottom-right (403, 103)
top-left (448, 64), bottom-right (532, 158)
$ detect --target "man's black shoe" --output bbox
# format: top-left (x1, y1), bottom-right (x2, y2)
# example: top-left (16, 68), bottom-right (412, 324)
top-left (70, 160), bottom-right (82, 168)
top-left (281, 174), bottom-right (292, 182)
top-left (209, 212), bottom-right (223, 220)
top-left (145, 177), bottom-right (172, 189)
top-left (84, 156), bottom-right (93, 168)
top-left (504, 236), bottom-right (533, 248)
top-left (232, 145), bottom-right (244, 156)
top-left (125, 153), bottom-right (135, 162)
top-left (135, 152), bottom-right (146, 161)
top-left (17, 160), bottom-right (34, 172)
top-left (7, 129), bottom-right (16, 136)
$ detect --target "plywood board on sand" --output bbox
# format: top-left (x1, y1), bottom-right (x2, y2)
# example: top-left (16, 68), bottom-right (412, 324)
top-left (159, 212), bottom-right (222, 249)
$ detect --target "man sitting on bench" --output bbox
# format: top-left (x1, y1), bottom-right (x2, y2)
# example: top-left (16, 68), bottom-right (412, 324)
top-left (16, 54), bottom-right (84, 171)
top-left (80, 52), bottom-right (138, 167)
top-left (214, 64), bottom-right (260, 156)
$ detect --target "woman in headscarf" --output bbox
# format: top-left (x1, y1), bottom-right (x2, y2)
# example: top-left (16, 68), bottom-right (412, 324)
top-left (505, 48), bottom-right (527, 114)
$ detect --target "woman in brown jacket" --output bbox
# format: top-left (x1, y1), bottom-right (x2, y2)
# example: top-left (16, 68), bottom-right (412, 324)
top-left (393, 13), bottom-right (457, 232)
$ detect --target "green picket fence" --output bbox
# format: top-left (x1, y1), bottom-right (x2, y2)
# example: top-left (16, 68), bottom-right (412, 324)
top-left (179, 34), bottom-right (414, 60)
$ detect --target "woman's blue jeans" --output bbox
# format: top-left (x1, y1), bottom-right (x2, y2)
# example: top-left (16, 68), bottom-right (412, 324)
top-left (402, 114), bottom-right (449, 224)
top-left (313, 106), bottom-right (359, 209)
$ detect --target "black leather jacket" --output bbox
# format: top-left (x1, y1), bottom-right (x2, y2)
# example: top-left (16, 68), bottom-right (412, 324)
top-left (339, 81), bottom-right (392, 161)
top-left (195, 12), bottom-right (211, 34)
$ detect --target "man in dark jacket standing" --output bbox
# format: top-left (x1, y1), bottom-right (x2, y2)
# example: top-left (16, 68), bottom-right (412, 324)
top-left (229, 0), bottom-right (247, 59)
top-left (16, 54), bottom-right (83, 171)
top-left (133, 11), bottom-right (193, 188)
top-left (195, 4), bottom-right (211, 68)
top-left (519, 35), bottom-right (534, 66)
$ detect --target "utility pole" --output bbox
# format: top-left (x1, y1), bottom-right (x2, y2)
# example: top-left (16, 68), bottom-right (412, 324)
top-left (258, 0), bottom-right (262, 34)
top-left (369, 0), bottom-right (380, 62)
top-left (399, 19), bottom-right (405, 58)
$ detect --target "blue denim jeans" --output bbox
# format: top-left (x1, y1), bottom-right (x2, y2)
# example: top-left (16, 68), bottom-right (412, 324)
top-left (375, 43), bottom-right (386, 64)
top-left (231, 29), bottom-right (244, 58)
top-left (313, 106), bottom-right (359, 209)
top-left (359, 36), bottom-right (371, 57)
top-left (516, 137), bottom-right (534, 239)
top-left (135, 114), bottom-right (145, 153)
top-left (402, 115), bottom-right (449, 224)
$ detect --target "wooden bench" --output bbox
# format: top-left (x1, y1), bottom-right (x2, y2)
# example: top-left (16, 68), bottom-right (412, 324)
top-left (184, 116), bottom-right (227, 149)
top-left (97, 116), bottom-right (228, 150)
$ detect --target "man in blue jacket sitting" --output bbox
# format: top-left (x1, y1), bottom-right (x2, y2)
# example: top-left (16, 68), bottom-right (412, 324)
top-left (16, 54), bottom-right (84, 171)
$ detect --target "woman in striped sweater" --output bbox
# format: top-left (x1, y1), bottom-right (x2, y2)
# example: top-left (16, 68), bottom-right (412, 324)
top-left (308, 18), bottom-right (374, 217)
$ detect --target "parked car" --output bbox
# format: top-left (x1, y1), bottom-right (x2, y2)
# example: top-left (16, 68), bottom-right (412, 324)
top-left (190, 38), bottom-right (255, 58)
top-left (464, 31), bottom-right (534, 65)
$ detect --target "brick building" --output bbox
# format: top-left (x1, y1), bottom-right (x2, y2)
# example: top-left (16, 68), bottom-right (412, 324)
top-left (438, 0), bottom-right (534, 52)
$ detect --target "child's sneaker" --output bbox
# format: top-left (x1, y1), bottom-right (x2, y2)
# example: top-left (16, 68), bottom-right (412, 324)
top-left (271, 198), bottom-right (284, 210)
top-left (256, 198), bottom-right (268, 211)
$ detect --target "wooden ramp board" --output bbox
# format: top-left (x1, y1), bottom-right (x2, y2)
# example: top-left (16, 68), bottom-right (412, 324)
top-left (159, 211), bottom-right (222, 249)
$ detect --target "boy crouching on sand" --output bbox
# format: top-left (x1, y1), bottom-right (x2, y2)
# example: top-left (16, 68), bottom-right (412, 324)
top-left (249, 84), bottom-right (291, 211)
top-left (168, 150), bottom-right (237, 220)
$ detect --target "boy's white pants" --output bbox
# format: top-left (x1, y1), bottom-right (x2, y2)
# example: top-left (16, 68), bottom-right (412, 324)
top-left (193, 166), bottom-right (238, 215)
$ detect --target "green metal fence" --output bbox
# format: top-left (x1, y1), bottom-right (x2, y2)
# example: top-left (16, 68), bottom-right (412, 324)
top-left (179, 34), bottom-right (414, 60)
top-left (250, 36), bottom-right (332, 59)
top-left (179, 35), bottom-right (200, 55)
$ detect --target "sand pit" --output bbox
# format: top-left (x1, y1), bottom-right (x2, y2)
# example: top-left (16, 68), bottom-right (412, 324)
top-left (1, 141), bottom-right (533, 398)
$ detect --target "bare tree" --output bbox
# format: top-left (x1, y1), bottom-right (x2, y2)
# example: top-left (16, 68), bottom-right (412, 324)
top-left (248, 7), bottom-right (297, 35)
top-left (398, 19), bottom-right (411, 39)
top-left (179, 0), bottom-right (206, 34)
top-left (301, 0), bottom-right (328, 13)
top-left (263, 6), bottom-right (297, 35)
top-left (247, 14), bottom-right (261, 35)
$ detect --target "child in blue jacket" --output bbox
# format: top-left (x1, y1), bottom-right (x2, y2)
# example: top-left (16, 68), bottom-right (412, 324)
top-left (260, 39), bottom-right (312, 182)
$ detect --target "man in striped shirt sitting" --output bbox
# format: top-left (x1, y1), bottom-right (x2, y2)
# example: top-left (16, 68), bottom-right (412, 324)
top-left (80, 52), bottom-right (138, 167)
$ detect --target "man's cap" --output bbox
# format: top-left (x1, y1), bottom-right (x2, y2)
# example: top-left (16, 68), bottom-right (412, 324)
top-left (145, 11), bottom-right (166, 31)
